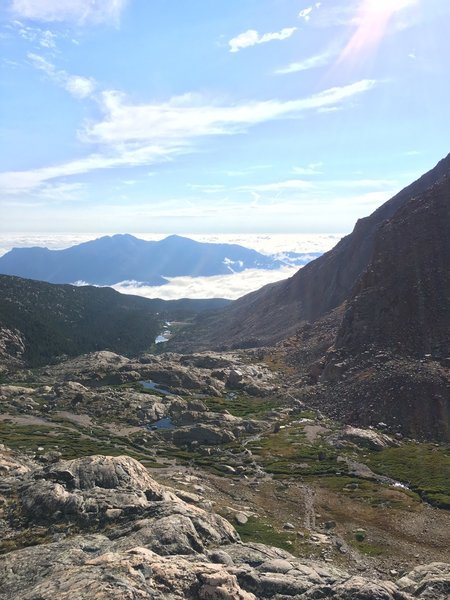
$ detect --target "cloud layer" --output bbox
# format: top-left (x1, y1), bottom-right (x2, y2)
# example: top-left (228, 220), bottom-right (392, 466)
top-left (111, 267), bottom-right (300, 300)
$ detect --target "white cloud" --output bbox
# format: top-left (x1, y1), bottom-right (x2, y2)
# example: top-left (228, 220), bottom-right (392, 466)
top-left (12, 20), bottom-right (60, 48)
top-left (0, 145), bottom-right (178, 195)
top-left (239, 179), bottom-right (314, 193)
top-left (83, 80), bottom-right (377, 146)
top-left (28, 52), bottom-right (95, 98)
top-left (10, 0), bottom-right (128, 25)
top-left (292, 162), bottom-right (323, 175)
top-left (188, 184), bottom-right (227, 194)
top-left (298, 3), bottom-right (321, 21)
top-left (111, 266), bottom-right (300, 300)
top-left (35, 182), bottom-right (85, 201)
top-left (0, 80), bottom-right (376, 195)
top-left (39, 29), bottom-right (56, 48)
top-left (299, 7), bottom-right (313, 21)
top-left (276, 50), bottom-right (332, 74)
top-left (64, 74), bottom-right (96, 98)
top-left (229, 27), bottom-right (296, 53)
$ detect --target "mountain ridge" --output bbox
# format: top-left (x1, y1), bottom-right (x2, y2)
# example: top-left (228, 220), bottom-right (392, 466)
top-left (0, 233), bottom-right (318, 287)
top-left (174, 153), bottom-right (450, 350)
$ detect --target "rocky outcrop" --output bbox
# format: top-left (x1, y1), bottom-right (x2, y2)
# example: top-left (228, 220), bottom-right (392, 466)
top-left (0, 326), bottom-right (25, 372)
top-left (18, 455), bottom-right (238, 552)
top-left (397, 562), bottom-right (450, 598)
top-left (337, 426), bottom-right (400, 451)
top-left (1, 450), bottom-right (449, 599)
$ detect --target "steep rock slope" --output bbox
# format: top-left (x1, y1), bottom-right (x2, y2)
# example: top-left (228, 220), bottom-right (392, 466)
top-left (181, 153), bottom-right (450, 350)
top-left (337, 175), bottom-right (450, 357)
top-left (316, 176), bottom-right (450, 441)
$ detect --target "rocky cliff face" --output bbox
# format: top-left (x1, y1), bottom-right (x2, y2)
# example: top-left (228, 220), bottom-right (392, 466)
top-left (1, 448), bottom-right (449, 599)
top-left (176, 153), bottom-right (450, 350)
top-left (312, 175), bottom-right (450, 441)
top-left (336, 175), bottom-right (450, 358)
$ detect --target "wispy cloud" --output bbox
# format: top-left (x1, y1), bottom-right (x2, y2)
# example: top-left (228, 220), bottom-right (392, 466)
top-left (188, 184), bottom-right (227, 194)
top-left (84, 80), bottom-right (377, 146)
top-left (276, 50), bottom-right (332, 74)
top-left (298, 3), bottom-right (322, 22)
top-left (292, 162), bottom-right (323, 175)
top-left (229, 27), bottom-right (296, 53)
top-left (10, 0), bottom-right (128, 25)
top-left (0, 146), bottom-right (178, 195)
top-left (10, 19), bottom-right (61, 49)
top-left (28, 52), bottom-right (95, 98)
top-left (0, 80), bottom-right (376, 195)
top-left (239, 179), bottom-right (314, 193)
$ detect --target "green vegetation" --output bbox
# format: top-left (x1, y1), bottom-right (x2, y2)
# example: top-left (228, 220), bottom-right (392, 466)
top-left (0, 422), bottom-right (162, 466)
top-left (0, 527), bottom-right (52, 555)
top-left (246, 423), bottom-right (343, 478)
top-left (234, 517), bottom-right (298, 553)
top-left (204, 393), bottom-right (279, 417)
top-left (318, 475), bottom-right (420, 509)
top-left (367, 444), bottom-right (450, 509)
top-left (261, 350), bottom-right (296, 375)
top-left (350, 540), bottom-right (385, 557)
top-left (0, 275), bottom-right (231, 367)
top-left (0, 275), bottom-right (162, 365)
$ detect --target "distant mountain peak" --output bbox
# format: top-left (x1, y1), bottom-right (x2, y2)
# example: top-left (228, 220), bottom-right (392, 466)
top-left (0, 233), bottom-right (287, 286)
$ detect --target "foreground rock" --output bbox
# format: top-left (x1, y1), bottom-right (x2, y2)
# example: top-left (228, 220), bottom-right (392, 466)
top-left (1, 449), bottom-right (449, 599)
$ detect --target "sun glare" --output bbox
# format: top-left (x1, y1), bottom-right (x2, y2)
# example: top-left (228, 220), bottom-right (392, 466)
top-left (338, 0), bottom-right (418, 63)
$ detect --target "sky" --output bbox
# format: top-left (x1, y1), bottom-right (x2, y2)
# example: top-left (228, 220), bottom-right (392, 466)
top-left (1, 0), bottom-right (450, 234)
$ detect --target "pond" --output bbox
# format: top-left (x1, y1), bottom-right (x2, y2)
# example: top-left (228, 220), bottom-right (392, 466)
top-left (147, 417), bottom-right (175, 430)
top-left (140, 380), bottom-right (174, 396)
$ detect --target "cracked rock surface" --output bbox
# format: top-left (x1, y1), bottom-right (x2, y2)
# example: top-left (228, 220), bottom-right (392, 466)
top-left (1, 449), bottom-right (449, 599)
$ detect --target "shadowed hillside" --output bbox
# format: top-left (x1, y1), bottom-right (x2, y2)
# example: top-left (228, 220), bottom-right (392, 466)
top-left (337, 175), bottom-right (450, 357)
top-left (172, 153), bottom-right (450, 350)
top-left (0, 275), bottom-right (229, 367)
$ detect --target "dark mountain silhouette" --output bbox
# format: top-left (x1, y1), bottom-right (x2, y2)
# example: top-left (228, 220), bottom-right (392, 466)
top-left (0, 234), bottom-right (289, 286)
top-left (336, 174), bottom-right (450, 358)
top-left (180, 153), bottom-right (450, 350)
top-left (0, 275), bottom-right (229, 367)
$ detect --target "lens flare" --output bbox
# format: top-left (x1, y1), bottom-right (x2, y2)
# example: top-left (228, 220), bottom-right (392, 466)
top-left (338, 0), bottom-right (417, 63)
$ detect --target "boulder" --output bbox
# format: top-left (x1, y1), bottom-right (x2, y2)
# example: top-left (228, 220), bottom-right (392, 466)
top-left (397, 562), bottom-right (450, 599)
top-left (173, 425), bottom-right (236, 446)
top-left (19, 455), bottom-right (176, 525)
top-left (339, 426), bottom-right (399, 451)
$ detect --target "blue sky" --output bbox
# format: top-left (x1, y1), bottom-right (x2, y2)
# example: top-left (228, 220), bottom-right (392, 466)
top-left (1, 0), bottom-right (449, 233)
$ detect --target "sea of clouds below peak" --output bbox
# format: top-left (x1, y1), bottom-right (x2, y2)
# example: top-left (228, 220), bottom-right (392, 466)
top-left (0, 233), bottom-right (345, 300)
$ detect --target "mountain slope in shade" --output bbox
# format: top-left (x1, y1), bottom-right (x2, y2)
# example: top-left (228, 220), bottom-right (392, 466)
top-left (0, 275), bottom-right (229, 367)
top-left (179, 153), bottom-right (450, 350)
top-left (336, 175), bottom-right (450, 357)
top-left (312, 174), bottom-right (450, 441)
top-left (0, 234), bottom-right (289, 286)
